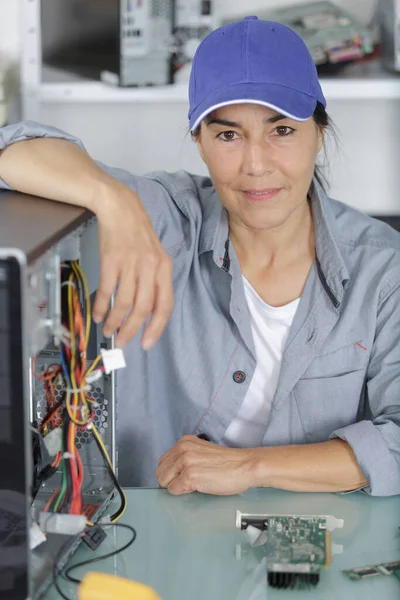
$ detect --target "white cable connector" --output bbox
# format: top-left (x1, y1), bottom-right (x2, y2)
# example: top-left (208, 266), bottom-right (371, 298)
top-left (30, 521), bottom-right (47, 550)
top-left (85, 369), bottom-right (103, 384)
top-left (39, 513), bottom-right (86, 535)
top-left (100, 348), bottom-right (126, 374)
top-left (43, 427), bottom-right (62, 456)
top-left (98, 515), bottom-right (112, 525)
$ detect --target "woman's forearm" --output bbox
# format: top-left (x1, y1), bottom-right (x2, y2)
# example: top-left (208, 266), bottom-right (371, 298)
top-left (0, 138), bottom-right (117, 211)
top-left (250, 439), bottom-right (368, 493)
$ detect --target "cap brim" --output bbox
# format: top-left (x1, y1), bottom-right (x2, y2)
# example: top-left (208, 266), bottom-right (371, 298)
top-left (189, 82), bottom-right (318, 131)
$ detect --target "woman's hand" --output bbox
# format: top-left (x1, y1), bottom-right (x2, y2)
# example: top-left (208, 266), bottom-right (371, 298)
top-left (0, 136), bottom-right (173, 349)
top-left (156, 435), bottom-right (257, 495)
top-left (92, 181), bottom-right (174, 349)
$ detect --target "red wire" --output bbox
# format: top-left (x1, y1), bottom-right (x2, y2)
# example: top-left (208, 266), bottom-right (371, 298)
top-left (68, 422), bottom-right (82, 514)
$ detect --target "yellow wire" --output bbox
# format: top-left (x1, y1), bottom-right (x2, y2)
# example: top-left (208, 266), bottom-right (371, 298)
top-left (66, 272), bottom-right (88, 426)
top-left (72, 261), bottom-right (91, 350)
top-left (91, 423), bottom-right (127, 523)
top-left (68, 273), bottom-right (77, 400)
top-left (63, 263), bottom-right (124, 524)
top-left (71, 261), bottom-right (102, 383)
top-left (84, 353), bottom-right (102, 379)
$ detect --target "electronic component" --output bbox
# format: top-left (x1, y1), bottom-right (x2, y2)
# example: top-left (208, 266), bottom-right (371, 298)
top-left (82, 525), bottom-right (107, 551)
top-left (344, 560), bottom-right (400, 582)
top-left (101, 347), bottom-right (127, 374)
top-left (39, 513), bottom-right (87, 535)
top-left (265, 515), bottom-right (329, 589)
top-left (173, 0), bottom-right (217, 69)
top-left (379, 0), bottom-right (400, 72)
top-left (0, 190), bottom-right (123, 600)
top-left (40, 0), bottom-right (175, 87)
top-left (236, 510), bottom-right (344, 589)
top-left (224, 1), bottom-right (374, 67)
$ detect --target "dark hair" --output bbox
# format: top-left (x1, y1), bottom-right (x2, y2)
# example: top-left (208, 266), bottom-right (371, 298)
top-left (190, 101), bottom-right (338, 192)
top-left (312, 101), bottom-right (338, 191)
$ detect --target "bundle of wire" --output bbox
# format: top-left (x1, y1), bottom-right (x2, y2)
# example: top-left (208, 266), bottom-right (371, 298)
top-left (33, 260), bottom-right (126, 524)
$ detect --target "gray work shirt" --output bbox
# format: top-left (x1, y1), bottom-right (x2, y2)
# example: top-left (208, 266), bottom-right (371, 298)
top-left (1, 121), bottom-right (400, 496)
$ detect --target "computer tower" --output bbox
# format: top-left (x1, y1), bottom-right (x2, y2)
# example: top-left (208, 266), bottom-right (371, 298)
top-left (41, 0), bottom-right (175, 86)
top-left (378, 0), bottom-right (400, 72)
top-left (0, 191), bottom-right (118, 599)
top-left (174, 0), bottom-right (216, 66)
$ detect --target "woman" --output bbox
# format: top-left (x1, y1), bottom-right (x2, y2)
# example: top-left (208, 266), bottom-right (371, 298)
top-left (0, 17), bottom-right (399, 496)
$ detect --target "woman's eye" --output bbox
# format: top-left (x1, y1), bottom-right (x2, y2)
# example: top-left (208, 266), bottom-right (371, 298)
top-left (218, 131), bottom-right (239, 142)
top-left (274, 126), bottom-right (294, 137)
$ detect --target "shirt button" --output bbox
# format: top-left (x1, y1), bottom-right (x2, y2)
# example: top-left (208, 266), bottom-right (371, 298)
top-left (233, 371), bottom-right (246, 383)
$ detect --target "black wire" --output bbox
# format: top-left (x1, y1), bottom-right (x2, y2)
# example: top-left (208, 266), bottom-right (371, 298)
top-left (53, 562), bottom-right (73, 600)
top-left (51, 526), bottom-right (77, 600)
top-left (58, 523), bottom-right (137, 590)
top-left (90, 427), bottom-right (126, 522)
top-left (52, 523), bottom-right (136, 599)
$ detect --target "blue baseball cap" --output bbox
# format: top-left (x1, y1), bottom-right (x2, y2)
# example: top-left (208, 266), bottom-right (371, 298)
top-left (188, 16), bottom-right (326, 132)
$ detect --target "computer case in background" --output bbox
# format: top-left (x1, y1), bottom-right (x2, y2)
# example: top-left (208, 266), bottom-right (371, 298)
top-left (378, 0), bottom-right (400, 72)
top-left (0, 191), bottom-right (117, 600)
top-left (41, 0), bottom-right (175, 86)
top-left (174, 0), bottom-right (216, 67)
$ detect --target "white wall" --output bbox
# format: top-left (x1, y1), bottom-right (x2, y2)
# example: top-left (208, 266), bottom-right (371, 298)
top-left (0, 0), bottom-right (378, 60)
top-left (0, 0), bottom-right (20, 60)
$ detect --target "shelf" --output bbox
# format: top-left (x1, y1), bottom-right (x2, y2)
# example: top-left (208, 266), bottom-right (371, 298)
top-left (23, 61), bottom-right (400, 104)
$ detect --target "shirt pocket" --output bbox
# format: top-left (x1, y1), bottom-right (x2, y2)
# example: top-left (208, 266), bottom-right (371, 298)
top-left (294, 342), bottom-right (369, 443)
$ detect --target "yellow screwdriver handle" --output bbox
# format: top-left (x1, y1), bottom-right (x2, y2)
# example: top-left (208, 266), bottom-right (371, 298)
top-left (78, 572), bottom-right (161, 600)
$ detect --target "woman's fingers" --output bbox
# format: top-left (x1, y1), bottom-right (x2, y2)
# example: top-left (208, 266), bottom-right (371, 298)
top-left (142, 257), bottom-right (174, 350)
top-left (113, 252), bottom-right (174, 349)
top-left (115, 256), bottom-right (158, 348)
top-left (104, 263), bottom-right (137, 339)
top-left (92, 189), bottom-right (174, 347)
top-left (93, 255), bottom-right (119, 325)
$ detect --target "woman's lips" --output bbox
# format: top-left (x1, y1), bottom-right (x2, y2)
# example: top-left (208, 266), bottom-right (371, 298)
top-left (242, 188), bottom-right (282, 202)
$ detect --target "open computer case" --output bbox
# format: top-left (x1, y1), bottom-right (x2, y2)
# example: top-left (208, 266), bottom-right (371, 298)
top-left (0, 190), bottom-right (118, 600)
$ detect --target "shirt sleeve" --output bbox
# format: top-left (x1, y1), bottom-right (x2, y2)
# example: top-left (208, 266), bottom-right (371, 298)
top-left (0, 120), bottom-right (86, 189)
top-left (0, 121), bottom-right (188, 252)
top-left (330, 281), bottom-right (400, 497)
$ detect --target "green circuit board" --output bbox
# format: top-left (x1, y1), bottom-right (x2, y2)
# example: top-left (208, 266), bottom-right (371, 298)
top-left (236, 510), bottom-right (344, 589)
top-left (265, 515), bottom-right (329, 573)
top-left (343, 560), bottom-right (400, 582)
top-left (265, 516), bottom-right (330, 589)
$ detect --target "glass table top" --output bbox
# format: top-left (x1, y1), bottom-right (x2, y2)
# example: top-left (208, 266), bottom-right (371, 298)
top-left (42, 487), bottom-right (400, 600)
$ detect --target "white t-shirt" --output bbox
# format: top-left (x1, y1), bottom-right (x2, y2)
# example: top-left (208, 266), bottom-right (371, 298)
top-left (220, 276), bottom-right (300, 448)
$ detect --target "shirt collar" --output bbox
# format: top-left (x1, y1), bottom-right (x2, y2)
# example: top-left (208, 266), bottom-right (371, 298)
top-left (199, 178), bottom-right (350, 306)
top-left (198, 187), bottom-right (229, 267)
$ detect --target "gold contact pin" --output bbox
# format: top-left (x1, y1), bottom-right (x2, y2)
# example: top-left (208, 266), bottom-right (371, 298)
top-left (324, 531), bottom-right (332, 568)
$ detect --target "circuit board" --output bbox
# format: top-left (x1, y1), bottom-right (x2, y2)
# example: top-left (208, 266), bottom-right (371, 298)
top-left (265, 516), bottom-right (330, 589)
top-left (224, 1), bottom-right (374, 66)
top-left (343, 560), bottom-right (400, 582)
top-left (236, 511), bottom-right (343, 590)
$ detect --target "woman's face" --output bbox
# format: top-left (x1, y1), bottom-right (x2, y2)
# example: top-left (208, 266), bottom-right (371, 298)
top-left (196, 103), bottom-right (324, 232)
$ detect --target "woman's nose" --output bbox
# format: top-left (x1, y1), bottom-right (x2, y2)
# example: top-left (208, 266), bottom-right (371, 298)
top-left (242, 140), bottom-right (274, 178)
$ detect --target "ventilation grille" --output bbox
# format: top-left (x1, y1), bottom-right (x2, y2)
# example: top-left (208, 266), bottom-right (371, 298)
top-left (34, 358), bottom-right (109, 450)
top-left (151, 0), bottom-right (172, 19)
